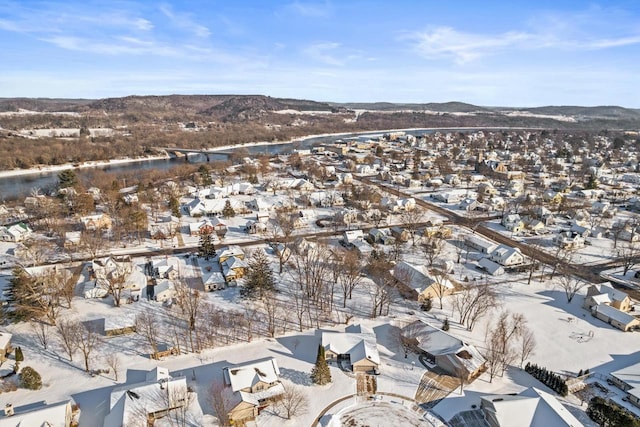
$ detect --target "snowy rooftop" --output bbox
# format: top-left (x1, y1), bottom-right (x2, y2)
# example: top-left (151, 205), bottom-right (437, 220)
top-left (322, 328), bottom-right (380, 366)
top-left (612, 361), bottom-right (640, 389)
top-left (482, 387), bottom-right (583, 427)
top-left (592, 303), bottom-right (638, 325)
top-left (223, 357), bottom-right (280, 392)
top-left (104, 367), bottom-right (187, 427)
top-left (0, 400), bottom-right (72, 427)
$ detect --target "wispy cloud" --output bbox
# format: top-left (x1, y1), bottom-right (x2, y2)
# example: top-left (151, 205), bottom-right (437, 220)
top-left (303, 42), bottom-right (343, 66)
top-left (409, 27), bottom-right (532, 64)
top-left (287, 1), bottom-right (331, 17)
top-left (408, 24), bottom-right (640, 64)
top-left (159, 3), bottom-right (210, 38)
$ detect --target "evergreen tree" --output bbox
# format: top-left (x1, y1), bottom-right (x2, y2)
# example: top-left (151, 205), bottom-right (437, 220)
top-left (222, 200), bottom-right (236, 218)
top-left (57, 169), bottom-right (77, 189)
top-left (420, 296), bottom-right (432, 312)
top-left (14, 347), bottom-right (24, 363)
top-left (198, 230), bottom-right (216, 260)
top-left (442, 318), bottom-right (450, 331)
top-left (241, 250), bottom-right (276, 299)
top-left (5, 267), bottom-right (46, 322)
top-left (310, 345), bottom-right (332, 385)
top-left (585, 175), bottom-right (599, 190)
top-left (19, 366), bottom-right (42, 390)
top-left (168, 196), bottom-right (181, 218)
top-left (198, 165), bottom-right (212, 186)
top-left (577, 369), bottom-right (583, 377)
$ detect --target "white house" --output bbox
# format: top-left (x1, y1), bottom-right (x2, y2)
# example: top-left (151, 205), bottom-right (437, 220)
top-left (465, 235), bottom-right (498, 254)
top-left (490, 244), bottom-right (525, 266)
top-left (0, 223), bottom-right (32, 242)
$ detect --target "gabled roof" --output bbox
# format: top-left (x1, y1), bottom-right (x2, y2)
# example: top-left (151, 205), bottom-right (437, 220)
top-left (404, 320), bottom-right (485, 374)
top-left (592, 303), bottom-right (638, 325)
top-left (322, 327), bottom-right (380, 366)
top-left (482, 387), bottom-right (583, 427)
top-left (590, 283), bottom-right (629, 303)
top-left (0, 400), bottom-right (72, 427)
top-left (104, 368), bottom-right (187, 427)
top-left (392, 261), bottom-right (454, 294)
top-left (612, 361), bottom-right (640, 389)
top-left (223, 357), bottom-right (280, 392)
top-left (219, 245), bottom-right (245, 260)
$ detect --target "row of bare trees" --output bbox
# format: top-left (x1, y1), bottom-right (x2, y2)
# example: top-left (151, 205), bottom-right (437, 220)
top-left (29, 318), bottom-right (104, 374)
top-left (484, 312), bottom-right (536, 382)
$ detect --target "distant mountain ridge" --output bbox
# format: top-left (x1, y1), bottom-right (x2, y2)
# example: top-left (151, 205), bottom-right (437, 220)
top-left (0, 95), bottom-right (638, 123)
top-left (334, 101), bottom-right (640, 119)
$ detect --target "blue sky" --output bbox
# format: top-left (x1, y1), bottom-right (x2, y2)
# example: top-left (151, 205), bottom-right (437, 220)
top-left (1, 1), bottom-right (639, 107)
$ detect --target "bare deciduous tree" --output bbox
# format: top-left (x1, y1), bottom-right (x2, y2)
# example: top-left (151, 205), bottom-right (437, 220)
top-left (335, 250), bottom-right (363, 307)
top-left (421, 232), bottom-right (445, 266)
top-left (277, 381), bottom-right (309, 420)
top-left (105, 353), bottom-right (120, 381)
top-left (453, 282), bottom-right (497, 331)
top-left (80, 228), bottom-right (106, 259)
top-left (556, 270), bottom-right (587, 303)
top-left (30, 321), bottom-right (50, 350)
top-left (209, 381), bottom-right (233, 427)
top-left (519, 325), bottom-right (536, 368)
top-left (400, 208), bottom-right (424, 246)
top-left (617, 240), bottom-right (640, 276)
top-left (430, 268), bottom-right (451, 310)
top-left (77, 322), bottom-right (101, 372)
top-left (55, 318), bottom-right (80, 361)
top-left (484, 312), bottom-right (526, 382)
top-left (261, 290), bottom-right (281, 338)
top-left (136, 310), bottom-right (160, 356)
top-left (174, 280), bottom-right (202, 352)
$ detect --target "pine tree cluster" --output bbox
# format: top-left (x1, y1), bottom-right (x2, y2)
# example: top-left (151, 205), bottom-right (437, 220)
top-left (524, 362), bottom-right (568, 396)
top-left (587, 396), bottom-right (640, 427)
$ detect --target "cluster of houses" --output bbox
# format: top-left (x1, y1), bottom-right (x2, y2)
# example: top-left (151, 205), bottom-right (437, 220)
top-left (464, 235), bottom-right (526, 276)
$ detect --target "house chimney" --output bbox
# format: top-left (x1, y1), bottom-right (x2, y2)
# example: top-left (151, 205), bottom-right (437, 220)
top-left (4, 403), bottom-right (14, 417)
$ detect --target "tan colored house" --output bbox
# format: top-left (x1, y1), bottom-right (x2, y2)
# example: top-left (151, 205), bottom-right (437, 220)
top-left (584, 283), bottom-right (632, 312)
top-left (221, 256), bottom-right (248, 282)
top-left (222, 357), bottom-right (284, 426)
top-left (218, 246), bottom-right (245, 264)
top-left (80, 213), bottom-right (112, 231)
top-left (591, 304), bottom-right (640, 332)
top-left (322, 324), bottom-right (380, 373)
top-left (392, 261), bottom-right (455, 302)
top-left (423, 225), bottom-right (452, 239)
